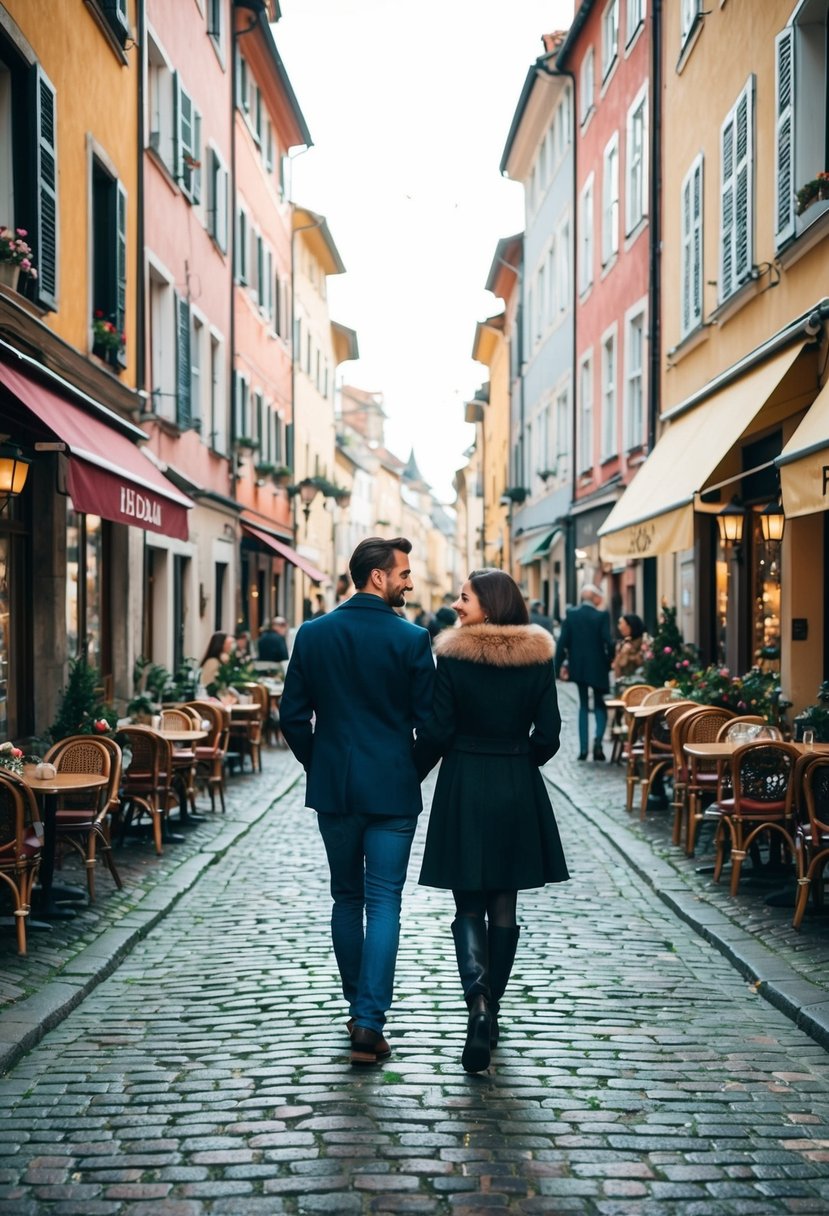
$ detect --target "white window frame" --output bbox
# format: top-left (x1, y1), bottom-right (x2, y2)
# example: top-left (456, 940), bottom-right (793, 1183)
top-left (600, 325), bottom-right (617, 461)
top-left (625, 83), bottom-right (648, 234)
top-left (147, 31), bottom-right (175, 173)
top-left (580, 47), bottom-right (595, 127)
top-left (680, 153), bottom-right (704, 338)
top-left (602, 133), bottom-right (619, 266)
top-left (626, 0), bottom-right (645, 46)
top-left (774, 27), bottom-right (795, 247)
top-left (207, 143), bottom-right (228, 254)
top-left (578, 351), bottom-right (594, 473)
top-left (557, 215), bottom-right (571, 315)
top-left (555, 381), bottom-right (571, 484)
top-left (601, 0), bottom-right (619, 81)
top-left (681, 0), bottom-right (700, 46)
top-left (207, 0), bottom-right (226, 66)
top-left (719, 76), bottom-right (754, 303)
top-left (190, 310), bottom-right (204, 430)
top-left (579, 174), bottom-right (594, 293)
top-left (209, 328), bottom-right (227, 454)
top-left (147, 256), bottom-right (176, 422)
top-left (624, 302), bottom-right (647, 451)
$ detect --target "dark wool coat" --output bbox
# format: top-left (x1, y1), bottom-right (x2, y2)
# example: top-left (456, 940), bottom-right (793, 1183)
top-left (280, 594), bottom-right (435, 816)
top-left (554, 602), bottom-right (614, 691)
top-left (414, 623), bottom-right (569, 891)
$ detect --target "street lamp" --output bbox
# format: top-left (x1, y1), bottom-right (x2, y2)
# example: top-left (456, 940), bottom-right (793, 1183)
top-left (759, 500), bottom-right (785, 543)
top-left (0, 443), bottom-right (31, 506)
top-left (289, 477), bottom-right (320, 521)
top-left (716, 498), bottom-right (745, 546)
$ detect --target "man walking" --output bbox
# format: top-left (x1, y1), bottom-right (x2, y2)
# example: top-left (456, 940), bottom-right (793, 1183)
top-left (280, 537), bottom-right (435, 1065)
top-left (554, 583), bottom-right (614, 762)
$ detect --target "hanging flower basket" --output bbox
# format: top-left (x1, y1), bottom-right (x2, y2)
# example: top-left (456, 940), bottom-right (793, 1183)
top-left (795, 172), bottom-right (829, 216)
top-left (92, 310), bottom-right (126, 370)
top-left (0, 227), bottom-right (38, 291)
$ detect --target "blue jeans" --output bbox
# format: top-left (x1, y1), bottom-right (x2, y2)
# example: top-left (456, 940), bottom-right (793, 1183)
top-left (576, 683), bottom-right (608, 754)
top-left (316, 812), bottom-right (417, 1034)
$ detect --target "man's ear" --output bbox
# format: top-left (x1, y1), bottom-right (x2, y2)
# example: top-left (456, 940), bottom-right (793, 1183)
top-left (369, 568), bottom-right (384, 589)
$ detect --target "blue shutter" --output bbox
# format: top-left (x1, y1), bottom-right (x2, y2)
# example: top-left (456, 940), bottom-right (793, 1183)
top-left (774, 28), bottom-right (795, 246)
top-left (33, 65), bottom-right (58, 310)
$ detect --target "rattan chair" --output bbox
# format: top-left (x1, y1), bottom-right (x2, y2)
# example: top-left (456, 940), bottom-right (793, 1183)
top-left (229, 683), bottom-right (267, 773)
top-left (793, 755), bottom-right (829, 930)
top-left (707, 741), bottom-right (800, 896)
top-left (118, 727), bottom-right (176, 855)
top-left (184, 700), bottom-right (230, 813)
top-left (638, 700), bottom-right (696, 818)
top-left (666, 704), bottom-right (709, 844)
top-left (610, 683), bottom-right (653, 765)
top-left (45, 735), bottom-right (122, 902)
top-left (160, 707), bottom-right (198, 815)
top-left (680, 707), bottom-right (736, 855)
top-left (0, 770), bottom-right (42, 955)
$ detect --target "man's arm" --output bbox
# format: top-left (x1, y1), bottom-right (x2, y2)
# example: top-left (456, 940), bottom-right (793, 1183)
top-left (278, 631), bottom-right (314, 769)
top-left (410, 628), bottom-right (436, 730)
top-left (413, 657), bottom-right (454, 780)
top-left (554, 615), bottom-right (570, 677)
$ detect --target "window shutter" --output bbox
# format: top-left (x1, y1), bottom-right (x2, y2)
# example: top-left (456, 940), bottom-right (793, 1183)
top-left (116, 183), bottom-right (127, 363)
top-left (691, 157), bottom-right (703, 329)
top-left (733, 82), bottom-right (753, 284)
top-left (192, 110), bottom-right (202, 204)
top-left (774, 28), bottom-right (795, 246)
top-left (681, 174), bottom-right (692, 335)
top-left (720, 110), bottom-right (735, 300)
top-left (176, 293), bottom-right (192, 428)
top-left (32, 65), bottom-right (58, 310)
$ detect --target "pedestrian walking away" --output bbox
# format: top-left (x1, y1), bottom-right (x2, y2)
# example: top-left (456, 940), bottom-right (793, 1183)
top-left (279, 535), bottom-right (435, 1066)
top-left (415, 568), bottom-right (568, 1074)
top-left (554, 582), bottom-right (614, 762)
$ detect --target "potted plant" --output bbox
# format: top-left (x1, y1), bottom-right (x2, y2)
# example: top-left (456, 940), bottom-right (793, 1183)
top-left (272, 464), bottom-right (292, 488)
top-left (254, 460), bottom-right (277, 478)
top-left (795, 171), bottom-right (829, 216)
top-left (0, 226), bottom-right (38, 292)
top-left (49, 656), bottom-right (118, 741)
top-left (793, 681), bottom-right (829, 742)
top-left (92, 310), bottom-right (126, 369)
top-left (234, 435), bottom-right (260, 451)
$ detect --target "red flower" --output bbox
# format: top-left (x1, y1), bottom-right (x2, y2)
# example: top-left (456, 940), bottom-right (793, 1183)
top-left (94, 309), bottom-right (104, 319)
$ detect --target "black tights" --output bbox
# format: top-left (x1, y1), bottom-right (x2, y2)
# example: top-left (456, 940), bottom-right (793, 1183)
top-left (453, 889), bottom-right (517, 928)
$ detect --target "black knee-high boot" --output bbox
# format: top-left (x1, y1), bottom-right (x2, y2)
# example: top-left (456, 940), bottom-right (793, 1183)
top-left (451, 916), bottom-right (491, 1073)
top-left (488, 925), bottom-right (520, 1048)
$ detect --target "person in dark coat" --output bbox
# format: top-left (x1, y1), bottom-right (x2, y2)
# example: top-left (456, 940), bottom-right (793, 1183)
top-left (257, 616), bottom-right (290, 665)
top-left (280, 536), bottom-right (435, 1066)
top-left (414, 568), bottom-right (567, 1074)
top-left (554, 583), bottom-right (614, 762)
top-left (529, 599), bottom-right (555, 634)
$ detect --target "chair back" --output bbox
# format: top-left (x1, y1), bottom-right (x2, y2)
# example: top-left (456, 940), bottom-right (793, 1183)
top-left (45, 736), bottom-right (112, 814)
top-left (731, 741), bottom-right (800, 815)
top-left (641, 688), bottom-right (677, 706)
top-left (670, 705), bottom-right (708, 770)
top-left (160, 707), bottom-right (195, 732)
top-left (717, 715), bottom-right (767, 743)
top-left (0, 770), bottom-right (41, 859)
top-left (621, 684), bottom-right (654, 707)
top-left (801, 756), bottom-right (829, 837)
top-left (117, 727), bottom-right (163, 794)
top-left (647, 700), bottom-right (695, 755)
top-left (684, 707), bottom-right (735, 775)
top-left (235, 682), bottom-right (268, 717)
top-left (183, 700), bottom-right (225, 750)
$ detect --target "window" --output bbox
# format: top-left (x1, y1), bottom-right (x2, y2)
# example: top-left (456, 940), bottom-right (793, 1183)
top-left (719, 77), bottom-right (754, 302)
top-left (555, 87), bottom-right (572, 160)
top-left (235, 206), bottom-right (248, 284)
top-left (681, 0), bottom-right (700, 45)
top-left (547, 241), bottom-right (557, 320)
top-left (234, 371), bottom-right (250, 441)
top-left (209, 332), bottom-right (227, 454)
top-left (601, 329), bottom-right (617, 460)
top-left (557, 218), bottom-right (570, 313)
top-left (627, 0), bottom-right (645, 44)
top-left (190, 314), bottom-right (203, 431)
top-left (0, 37), bottom-right (58, 310)
top-left (207, 147), bottom-right (228, 253)
top-left (555, 384), bottom-right (571, 482)
top-left (147, 36), bottom-right (175, 172)
top-left (580, 47), bottom-right (594, 125)
top-left (149, 266), bottom-right (175, 418)
top-left (538, 134), bottom-right (548, 192)
top-left (207, 0), bottom-right (225, 61)
top-left (602, 0), bottom-right (619, 80)
top-left (578, 354), bottom-right (593, 472)
top-left (66, 510), bottom-right (107, 673)
top-left (579, 175), bottom-right (594, 293)
top-left (91, 157), bottom-right (127, 366)
top-left (625, 85), bottom-right (648, 233)
top-left (681, 154), bottom-right (703, 337)
top-left (775, 8), bottom-right (829, 248)
top-left (602, 134), bottom-right (619, 265)
top-left (176, 293), bottom-right (191, 427)
top-left (625, 308), bottom-right (645, 450)
top-left (97, 0), bottom-right (129, 48)
top-left (536, 262), bottom-right (546, 340)
top-left (176, 76), bottom-right (201, 204)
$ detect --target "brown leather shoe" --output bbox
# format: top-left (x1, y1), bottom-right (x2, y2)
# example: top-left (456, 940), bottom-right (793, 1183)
top-left (350, 1025), bottom-right (391, 1065)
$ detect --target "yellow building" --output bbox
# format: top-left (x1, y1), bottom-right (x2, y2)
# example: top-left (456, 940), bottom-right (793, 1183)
top-left (599, 0), bottom-right (829, 714)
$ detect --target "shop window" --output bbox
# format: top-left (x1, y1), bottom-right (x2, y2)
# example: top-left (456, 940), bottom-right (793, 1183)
top-left (91, 157), bottom-right (127, 367)
top-left (214, 561), bottom-right (227, 633)
top-left (66, 507), bottom-right (109, 677)
top-left (775, 5), bottom-right (829, 247)
top-left (750, 508), bottom-right (781, 671)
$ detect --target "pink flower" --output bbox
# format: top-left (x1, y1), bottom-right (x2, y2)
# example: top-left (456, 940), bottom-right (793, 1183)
top-left (719, 667), bottom-right (730, 678)
top-left (10, 747), bottom-right (22, 758)
top-left (663, 646), bottom-right (672, 655)
top-left (20, 258), bottom-right (30, 270)
top-left (682, 659), bottom-right (690, 667)
top-left (15, 228), bottom-right (27, 237)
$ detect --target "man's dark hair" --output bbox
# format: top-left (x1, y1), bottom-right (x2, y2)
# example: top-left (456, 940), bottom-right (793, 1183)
top-left (349, 536), bottom-right (412, 590)
top-left (468, 568), bottom-right (529, 626)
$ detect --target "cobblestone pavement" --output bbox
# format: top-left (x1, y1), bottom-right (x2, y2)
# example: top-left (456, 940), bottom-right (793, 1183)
top-left (1, 708), bottom-right (828, 1213)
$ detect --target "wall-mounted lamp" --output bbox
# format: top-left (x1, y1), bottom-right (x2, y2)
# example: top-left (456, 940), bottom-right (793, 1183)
top-left (0, 443), bottom-right (31, 504)
top-left (333, 489), bottom-right (352, 509)
top-left (759, 500), bottom-right (786, 543)
top-left (716, 498), bottom-right (745, 546)
top-left (289, 477), bottom-right (320, 521)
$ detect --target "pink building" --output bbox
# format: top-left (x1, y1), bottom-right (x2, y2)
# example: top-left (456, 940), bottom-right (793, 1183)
top-left (140, 0), bottom-right (236, 667)
top-left (558, 0), bottom-right (655, 623)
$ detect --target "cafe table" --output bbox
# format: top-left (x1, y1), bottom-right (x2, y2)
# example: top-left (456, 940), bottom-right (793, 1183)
top-left (19, 764), bottom-right (108, 918)
top-left (127, 724), bottom-right (208, 825)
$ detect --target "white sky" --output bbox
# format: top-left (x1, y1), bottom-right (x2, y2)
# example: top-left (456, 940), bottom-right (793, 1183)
top-left (276, 0), bottom-right (575, 501)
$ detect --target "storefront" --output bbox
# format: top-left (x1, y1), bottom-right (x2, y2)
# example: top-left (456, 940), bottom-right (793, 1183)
top-left (240, 515), bottom-right (329, 635)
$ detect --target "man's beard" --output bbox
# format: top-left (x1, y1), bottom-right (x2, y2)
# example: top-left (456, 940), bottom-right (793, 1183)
top-left (386, 588), bottom-right (406, 608)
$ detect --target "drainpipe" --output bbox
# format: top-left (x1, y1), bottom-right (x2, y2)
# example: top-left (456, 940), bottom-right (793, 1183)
top-left (648, 0), bottom-right (662, 454)
top-left (534, 55), bottom-right (577, 608)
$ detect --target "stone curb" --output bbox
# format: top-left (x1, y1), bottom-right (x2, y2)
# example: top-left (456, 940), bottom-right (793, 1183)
top-left (546, 772), bottom-right (829, 1051)
top-left (0, 763), bottom-right (302, 1076)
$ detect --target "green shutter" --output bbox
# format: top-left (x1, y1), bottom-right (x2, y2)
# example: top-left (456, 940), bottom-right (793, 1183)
top-left (176, 293), bottom-right (191, 428)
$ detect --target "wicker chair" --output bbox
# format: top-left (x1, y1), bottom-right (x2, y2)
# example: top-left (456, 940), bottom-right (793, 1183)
top-left (707, 741), bottom-right (800, 896)
top-left (45, 735), bottom-right (122, 902)
top-left (160, 707), bottom-right (198, 815)
top-left (118, 727), bottom-right (176, 855)
top-left (666, 705), bottom-right (709, 845)
top-left (793, 755), bottom-right (829, 930)
top-left (229, 683), bottom-right (267, 773)
top-left (638, 700), bottom-right (696, 818)
top-left (184, 700), bottom-right (230, 813)
top-left (610, 683), bottom-right (653, 765)
top-left (0, 770), bottom-right (42, 955)
top-left (680, 707), bottom-right (736, 855)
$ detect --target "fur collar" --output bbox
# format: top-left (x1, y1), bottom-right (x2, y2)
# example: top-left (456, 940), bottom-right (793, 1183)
top-left (434, 623), bottom-right (554, 667)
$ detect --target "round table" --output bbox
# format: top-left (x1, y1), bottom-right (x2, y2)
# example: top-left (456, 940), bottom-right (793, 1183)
top-left (19, 766), bottom-right (108, 918)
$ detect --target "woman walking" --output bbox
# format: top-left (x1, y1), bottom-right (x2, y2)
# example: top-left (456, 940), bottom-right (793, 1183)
top-left (415, 569), bottom-right (569, 1073)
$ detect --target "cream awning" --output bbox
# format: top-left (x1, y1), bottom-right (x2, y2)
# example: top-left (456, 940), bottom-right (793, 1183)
top-left (777, 377), bottom-right (829, 518)
top-left (598, 342), bottom-right (807, 560)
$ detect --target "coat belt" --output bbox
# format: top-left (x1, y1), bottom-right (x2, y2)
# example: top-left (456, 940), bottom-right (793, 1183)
top-left (451, 735), bottom-right (530, 756)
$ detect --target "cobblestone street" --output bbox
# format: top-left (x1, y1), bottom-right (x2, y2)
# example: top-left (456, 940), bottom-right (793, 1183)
top-left (1, 690), bottom-right (829, 1214)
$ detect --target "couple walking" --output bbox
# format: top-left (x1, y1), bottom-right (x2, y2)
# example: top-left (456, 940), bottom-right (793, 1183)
top-left (280, 536), bottom-right (568, 1073)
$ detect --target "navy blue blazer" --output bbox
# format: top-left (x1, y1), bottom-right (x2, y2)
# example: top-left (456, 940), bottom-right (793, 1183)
top-left (279, 593), bottom-right (436, 816)
top-left (554, 602), bottom-right (614, 691)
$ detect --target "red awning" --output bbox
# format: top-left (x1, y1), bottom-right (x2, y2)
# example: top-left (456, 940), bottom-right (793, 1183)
top-left (0, 362), bottom-right (192, 540)
top-left (242, 522), bottom-right (329, 584)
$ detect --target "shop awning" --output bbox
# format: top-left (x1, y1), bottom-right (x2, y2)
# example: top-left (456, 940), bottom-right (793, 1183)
top-left (518, 528), bottom-right (562, 565)
top-left (242, 522), bottom-right (329, 584)
top-left (0, 362), bottom-right (192, 540)
top-left (598, 342), bottom-right (807, 560)
top-left (777, 378), bottom-right (829, 518)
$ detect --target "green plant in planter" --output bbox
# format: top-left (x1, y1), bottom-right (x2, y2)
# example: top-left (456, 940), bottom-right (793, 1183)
top-left (49, 655), bottom-right (118, 741)
top-left (641, 606), bottom-right (699, 688)
top-left (795, 681), bottom-right (829, 742)
top-left (254, 460), bottom-right (277, 477)
top-left (795, 171), bottom-right (829, 216)
top-left (210, 650), bottom-right (255, 696)
top-left (234, 436), bottom-right (260, 451)
top-left (685, 663), bottom-right (780, 720)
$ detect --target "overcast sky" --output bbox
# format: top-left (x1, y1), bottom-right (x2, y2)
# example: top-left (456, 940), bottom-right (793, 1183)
top-left (276, 0), bottom-right (575, 501)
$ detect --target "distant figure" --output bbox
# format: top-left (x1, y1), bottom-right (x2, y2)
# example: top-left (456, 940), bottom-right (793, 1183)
top-left (612, 613), bottom-right (648, 681)
top-left (335, 572), bottom-right (352, 603)
top-left (554, 584), bottom-right (614, 762)
top-left (529, 599), bottom-right (555, 634)
top-left (257, 616), bottom-right (290, 664)
top-left (311, 593), bottom-right (327, 617)
top-left (428, 605), bottom-right (457, 640)
top-left (200, 632), bottom-right (234, 694)
top-left (235, 628), bottom-right (254, 662)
